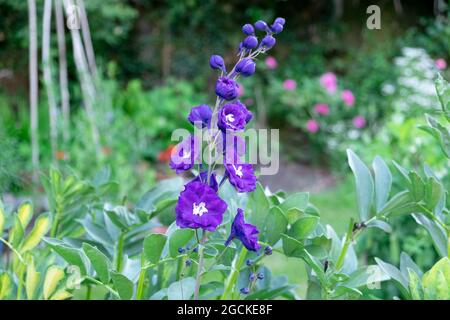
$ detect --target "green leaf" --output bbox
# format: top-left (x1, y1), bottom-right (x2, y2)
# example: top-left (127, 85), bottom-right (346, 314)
top-left (281, 234), bottom-right (304, 258)
top-left (375, 257), bottom-right (410, 298)
top-left (435, 73), bottom-right (450, 121)
top-left (17, 201), bottom-right (33, 230)
top-left (111, 272), bottom-right (134, 300)
top-left (143, 233), bottom-right (167, 265)
top-left (347, 149), bottom-right (374, 221)
top-left (279, 192), bottom-right (309, 213)
top-left (136, 177), bottom-right (184, 214)
top-left (246, 182), bottom-right (271, 231)
top-left (341, 265), bottom-right (390, 289)
top-left (9, 215), bottom-right (24, 247)
top-left (413, 214), bottom-right (447, 258)
top-left (20, 213), bottom-right (52, 252)
top-left (263, 206), bottom-right (288, 245)
top-left (424, 177), bottom-right (444, 212)
top-left (0, 272), bottom-right (13, 299)
top-left (288, 215), bottom-right (319, 240)
top-left (422, 257), bottom-right (450, 300)
top-left (43, 266), bottom-right (65, 300)
top-left (408, 269), bottom-right (423, 300)
top-left (44, 238), bottom-right (88, 275)
top-left (378, 190), bottom-right (411, 217)
top-left (372, 156), bottom-right (392, 212)
top-left (169, 229), bottom-right (194, 257)
top-left (408, 172), bottom-right (425, 202)
top-left (82, 243), bottom-right (111, 284)
top-left (26, 259), bottom-right (41, 300)
top-left (167, 277), bottom-right (196, 300)
top-left (366, 219), bottom-right (392, 233)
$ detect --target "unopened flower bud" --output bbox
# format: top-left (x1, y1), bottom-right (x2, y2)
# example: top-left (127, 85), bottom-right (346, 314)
top-left (264, 246), bottom-right (272, 255)
top-left (261, 35), bottom-right (276, 49)
top-left (254, 20), bottom-right (268, 31)
top-left (257, 272), bottom-right (264, 280)
top-left (242, 23), bottom-right (255, 35)
top-left (240, 287), bottom-right (250, 294)
top-left (271, 23), bottom-right (283, 34)
top-left (209, 55), bottom-right (226, 72)
top-left (215, 77), bottom-right (239, 101)
top-left (274, 17), bottom-right (285, 26)
top-left (235, 58), bottom-right (256, 77)
top-left (243, 36), bottom-right (258, 49)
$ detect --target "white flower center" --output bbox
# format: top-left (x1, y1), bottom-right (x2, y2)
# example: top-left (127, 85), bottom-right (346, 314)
top-left (182, 150), bottom-right (191, 159)
top-left (192, 202), bottom-right (208, 216)
top-left (233, 165), bottom-right (243, 178)
top-left (225, 114), bottom-right (235, 123)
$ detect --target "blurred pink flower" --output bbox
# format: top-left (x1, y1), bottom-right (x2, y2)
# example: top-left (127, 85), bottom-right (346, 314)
top-left (265, 56), bottom-right (278, 69)
top-left (341, 89), bottom-right (355, 107)
top-left (306, 119), bottom-right (319, 133)
top-left (319, 72), bottom-right (337, 94)
top-left (314, 103), bottom-right (329, 115)
top-left (237, 84), bottom-right (244, 97)
top-left (435, 58), bottom-right (447, 70)
top-left (283, 79), bottom-right (297, 90)
top-left (352, 115), bottom-right (366, 129)
top-left (245, 98), bottom-right (254, 106)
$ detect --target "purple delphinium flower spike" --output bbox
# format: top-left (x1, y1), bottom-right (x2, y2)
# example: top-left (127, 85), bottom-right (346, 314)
top-left (169, 135), bottom-right (200, 174)
top-left (217, 101), bottom-right (252, 132)
top-left (225, 163), bottom-right (257, 193)
top-left (188, 104), bottom-right (212, 128)
top-left (225, 208), bottom-right (261, 252)
top-left (176, 181), bottom-right (227, 231)
top-left (188, 171), bottom-right (219, 192)
top-left (215, 77), bottom-right (239, 101)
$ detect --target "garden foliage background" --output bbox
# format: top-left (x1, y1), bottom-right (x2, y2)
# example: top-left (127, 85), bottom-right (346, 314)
top-left (0, 0), bottom-right (449, 300)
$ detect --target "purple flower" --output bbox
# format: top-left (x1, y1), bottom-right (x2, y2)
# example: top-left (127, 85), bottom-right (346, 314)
top-left (176, 181), bottom-right (227, 231)
top-left (261, 35), bottom-right (276, 50)
top-left (225, 163), bottom-right (257, 193)
top-left (169, 135), bottom-right (200, 174)
top-left (215, 77), bottom-right (239, 101)
top-left (352, 115), bottom-right (366, 129)
top-left (270, 23), bottom-right (283, 34)
top-left (188, 171), bottom-right (218, 192)
top-left (217, 132), bottom-right (246, 164)
top-left (254, 20), bottom-right (268, 31)
top-left (242, 24), bottom-right (254, 35)
top-left (243, 36), bottom-right (258, 49)
top-left (210, 55), bottom-right (226, 72)
top-left (218, 101), bottom-right (252, 132)
top-left (274, 17), bottom-right (285, 26)
top-left (235, 58), bottom-right (256, 77)
top-left (225, 208), bottom-right (261, 252)
top-left (188, 104), bottom-right (212, 128)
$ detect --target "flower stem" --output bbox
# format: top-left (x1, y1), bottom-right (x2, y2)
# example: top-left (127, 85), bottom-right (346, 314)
top-left (115, 232), bottom-right (125, 272)
top-left (221, 247), bottom-right (248, 299)
top-left (136, 255), bottom-right (146, 300)
top-left (194, 232), bottom-right (207, 300)
top-left (335, 218), bottom-right (354, 271)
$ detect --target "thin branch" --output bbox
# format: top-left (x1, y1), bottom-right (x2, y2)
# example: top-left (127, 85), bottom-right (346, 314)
top-left (77, 0), bottom-right (97, 78)
top-left (28, 0), bottom-right (40, 186)
top-left (42, 0), bottom-right (59, 163)
top-left (55, 0), bottom-right (70, 143)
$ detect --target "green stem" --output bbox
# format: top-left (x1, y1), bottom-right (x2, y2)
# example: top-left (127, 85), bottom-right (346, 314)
top-left (50, 202), bottom-right (64, 238)
top-left (115, 233), bottom-right (125, 272)
top-left (86, 285), bottom-right (92, 300)
top-left (0, 237), bottom-right (25, 263)
top-left (194, 232), bottom-right (207, 300)
top-left (335, 218), bottom-right (354, 271)
top-left (85, 276), bottom-right (120, 299)
top-left (221, 247), bottom-right (248, 299)
top-left (136, 255), bottom-right (147, 300)
top-left (204, 246), bottom-right (229, 274)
